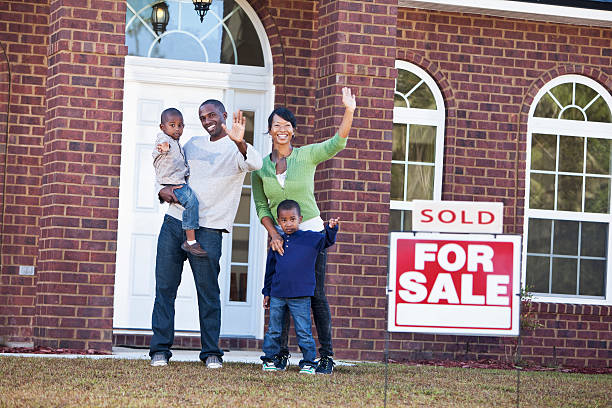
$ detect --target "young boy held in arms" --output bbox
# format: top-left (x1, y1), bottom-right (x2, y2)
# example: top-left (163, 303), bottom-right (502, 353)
top-left (261, 199), bottom-right (339, 374)
top-left (152, 108), bottom-right (207, 257)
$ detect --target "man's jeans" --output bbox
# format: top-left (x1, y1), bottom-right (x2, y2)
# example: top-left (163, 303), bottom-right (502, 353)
top-left (280, 248), bottom-right (333, 358)
top-left (171, 184), bottom-right (199, 231)
top-left (149, 215), bottom-right (223, 361)
top-left (262, 296), bottom-right (316, 367)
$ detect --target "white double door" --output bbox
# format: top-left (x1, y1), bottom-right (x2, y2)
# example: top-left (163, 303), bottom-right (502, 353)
top-left (114, 57), bottom-right (271, 339)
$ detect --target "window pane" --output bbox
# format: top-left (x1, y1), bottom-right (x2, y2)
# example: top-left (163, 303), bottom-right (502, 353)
top-left (234, 188), bottom-right (251, 224)
top-left (579, 260), bottom-right (606, 296)
top-left (406, 164), bottom-right (433, 200)
top-left (396, 69), bottom-right (421, 96)
top-left (527, 218), bottom-right (551, 253)
top-left (557, 175), bottom-right (582, 212)
top-left (242, 110), bottom-right (255, 146)
top-left (529, 173), bottom-right (555, 209)
top-left (581, 222), bottom-right (607, 258)
top-left (394, 93), bottom-right (407, 108)
top-left (585, 177), bottom-right (610, 213)
top-left (585, 96), bottom-right (612, 123)
top-left (551, 258), bottom-right (577, 294)
top-left (531, 133), bottom-right (556, 171)
top-left (534, 93), bottom-right (561, 119)
top-left (553, 220), bottom-right (578, 255)
top-left (229, 265), bottom-right (248, 302)
top-left (391, 164), bottom-right (405, 201)
top-left (389, 210), bottom-right (402, 231)
top-left (526, 255), bottom-right (550, 293)
top-left (575, 83), bottom-right (598, 108)
top-left (550, 83), bottom-right (572, 107)
top-left (408, 83), bottom-right (436, 110)
top-left (408, 125), bottom-right (436, 163)
top-left (560, 107), bottom-right (585, 121)
top-left (389, 210), bottom-right (412, 232)
top-left (231, 226), bottom-right (249, 263)
top-left (221, 4), bottom-right (264, 66)
top-left (586, 138), bottom-right (611, 175)
top-left (558, 136), bottom-right (583, 173)
top-left (392, 124), bottom-right (407, 161)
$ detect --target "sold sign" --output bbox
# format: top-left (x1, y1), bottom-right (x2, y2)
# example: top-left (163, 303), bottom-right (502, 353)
top-left (412, 201), bottom-right (503, 233)
top-left (388, 232), bottom-right (521, 336)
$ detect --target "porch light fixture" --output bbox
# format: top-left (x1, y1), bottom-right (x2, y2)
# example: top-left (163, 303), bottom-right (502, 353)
top-left (193, 0), bottom-right (213, 22)
top-left (151, 1), bottom-right (170, 41)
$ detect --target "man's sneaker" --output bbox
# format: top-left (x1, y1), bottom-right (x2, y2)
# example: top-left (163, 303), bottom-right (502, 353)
top-left (315, 356), bottom-right (335, 374)
top-left (299, 364), bottom-right (316, 375)
top-left (262, 361), bottom-right (279, 372)
top-left (181, 241), bottom-right (208, 257)
top-left (275, 353), bottom-right (290, 371)
top-left (150, 352), bottom-right (168, 367)
top-left (205, 355), bottom-right (222, 369)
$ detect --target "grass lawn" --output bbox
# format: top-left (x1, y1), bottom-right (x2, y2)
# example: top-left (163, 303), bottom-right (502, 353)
top-left (0, 356), bottom-right (609, 407)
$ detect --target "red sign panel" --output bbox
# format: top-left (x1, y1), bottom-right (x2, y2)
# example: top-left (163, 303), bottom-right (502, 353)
top-left (388, 232), bottom-right (521, 336)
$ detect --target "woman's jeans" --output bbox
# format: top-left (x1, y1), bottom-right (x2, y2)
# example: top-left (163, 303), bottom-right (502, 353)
top-left (171, 184), bottom-right (199, 231)
top-left (280, 248), bottom-right (333, 358)
top-left (262, 296), bottom-right (316, 367)
top-left (149, 215), bottom-right (223, 361)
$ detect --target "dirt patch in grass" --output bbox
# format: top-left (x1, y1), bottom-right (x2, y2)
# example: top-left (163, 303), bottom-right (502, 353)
top-left (0, 356), bottom-right (610, 407)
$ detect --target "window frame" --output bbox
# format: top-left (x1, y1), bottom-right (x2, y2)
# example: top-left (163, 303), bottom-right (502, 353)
top-left (390, 61), bottom-right (445, 224)
top-left (524, 74), bottom-right (612, 305)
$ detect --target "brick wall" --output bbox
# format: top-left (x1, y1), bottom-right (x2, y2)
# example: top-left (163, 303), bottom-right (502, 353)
top-left (311, 0), bottom-right (397, 361)
top-left (388, 8), bottom-right (612, 368)
top-left (33, 0), bottom-right (126, 351)
top-left (0, 0), bottom-right (49, 346)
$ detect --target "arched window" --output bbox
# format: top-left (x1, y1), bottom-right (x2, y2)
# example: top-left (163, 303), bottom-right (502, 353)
top-left (525, 74), bottom-right (612, 304)
top-left (125, 0), bottom-right (265, 66)
top-left (390, 61), bottom-right (445, 231)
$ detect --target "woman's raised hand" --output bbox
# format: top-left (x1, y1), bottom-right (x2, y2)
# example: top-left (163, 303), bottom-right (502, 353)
top-left (342, 87), bottom-right (356, 112)
top-left (222, 110), bottom-right (246, 143)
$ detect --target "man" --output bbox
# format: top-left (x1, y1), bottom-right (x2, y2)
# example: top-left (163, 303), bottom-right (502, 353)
top-left (149, 100), bottom-right (263, 368)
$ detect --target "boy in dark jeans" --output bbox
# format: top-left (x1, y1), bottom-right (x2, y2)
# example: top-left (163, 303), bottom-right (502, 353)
top-left (261, 200), bottom-right (338, 374)
top-left (152, 108), bottom-right (207, 258)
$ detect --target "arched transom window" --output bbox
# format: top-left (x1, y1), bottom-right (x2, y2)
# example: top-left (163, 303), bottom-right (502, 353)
top-left (390, 61), bottom-right (445, 231)
top-left (525, 74), bottom-right (612, 305)
top-left (126, 0), bottom-right (265, 66)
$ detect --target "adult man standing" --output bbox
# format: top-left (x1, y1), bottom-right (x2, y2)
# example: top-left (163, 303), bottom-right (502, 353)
top-left (149, 100), bottom-right (262, 368)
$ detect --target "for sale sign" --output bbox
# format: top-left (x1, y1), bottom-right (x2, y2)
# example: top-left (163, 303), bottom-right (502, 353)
top-left (388, 232), bottom-right (521, 336)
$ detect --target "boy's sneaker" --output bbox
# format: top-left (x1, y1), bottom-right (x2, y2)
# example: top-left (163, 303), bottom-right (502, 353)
top-left (262, 361), bottom-right (279, 372)
top-left (205, 355), bottom-right (222, 369)
top-left (315, 356), bottom-right (335, 375)
top-left (181, 241), bottom-right (208, 257)
top-left (299, 364), bottom-right (316, 375)
top-left (275, 353), bottom-right (290, 371)
top-left (150, 352), bottom-right (168, 367)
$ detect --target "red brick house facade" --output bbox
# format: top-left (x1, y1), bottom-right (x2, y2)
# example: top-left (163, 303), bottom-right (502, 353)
top-left (0, 0), bottom-right (610, 368)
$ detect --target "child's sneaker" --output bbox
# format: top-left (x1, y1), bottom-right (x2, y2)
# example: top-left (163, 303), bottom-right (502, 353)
top-left (274, 353), bottom-right (290, 371)
top-left (299, 364), bottom-right (316, 375)
top-left (315, 356), bottom-right (335, 374)
top-left (262, 361), bottom-right (279, 372)
top-left (181, 241), bottom-right (208, 257)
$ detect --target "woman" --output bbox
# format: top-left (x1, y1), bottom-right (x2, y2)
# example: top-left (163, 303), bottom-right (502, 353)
top-left (252, 87), bottom-right (356, 374)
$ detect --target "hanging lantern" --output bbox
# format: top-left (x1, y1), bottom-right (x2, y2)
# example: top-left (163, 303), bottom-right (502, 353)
top-left (193, 0), bottom-right (213, 23)
top-left (151, 1), bottom-right (170, 41)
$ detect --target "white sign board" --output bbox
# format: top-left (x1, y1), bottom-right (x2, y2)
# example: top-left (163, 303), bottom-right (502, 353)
top-left (412, 200), bottom-right (504, 234)
top-left (388, 232), bottom-right (521, 336)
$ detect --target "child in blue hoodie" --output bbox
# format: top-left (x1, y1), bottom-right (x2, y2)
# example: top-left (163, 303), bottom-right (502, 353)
top-left (261, 199), bottom-right (338, 374)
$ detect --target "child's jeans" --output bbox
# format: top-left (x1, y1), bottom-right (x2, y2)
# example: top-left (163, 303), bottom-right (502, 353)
top-left (169, 184), bottom-right (199, 231)
top-left (262, 296), bottom-right (316, 367)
